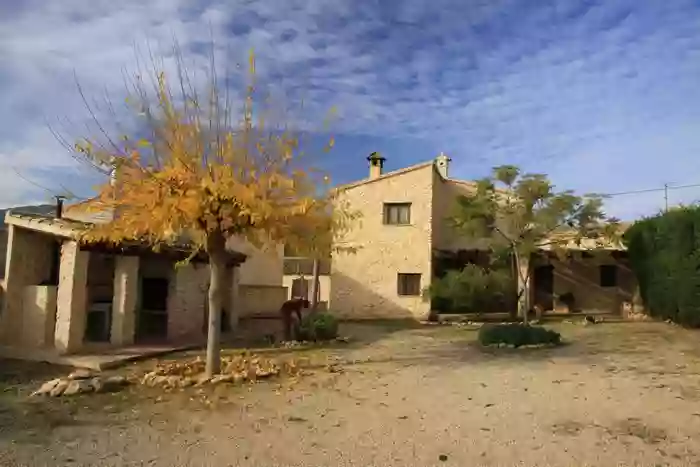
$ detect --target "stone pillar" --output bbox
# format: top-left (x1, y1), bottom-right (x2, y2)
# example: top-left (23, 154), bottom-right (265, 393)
top-left (227, 266), bottom-right (240, 330)
top-left (167, 263), bottom-right (207, 343)
top-left (111, 256), bottom-right (139, 346)
top-left (54, 241), bottom-right (89, 354)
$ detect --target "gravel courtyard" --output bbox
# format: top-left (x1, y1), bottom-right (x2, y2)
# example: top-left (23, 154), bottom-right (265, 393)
top-left (2, 320), bottom-right (700, 466)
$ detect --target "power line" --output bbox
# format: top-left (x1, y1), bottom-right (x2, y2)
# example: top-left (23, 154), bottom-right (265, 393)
top-left (602, 182), bottom-right (700, 198)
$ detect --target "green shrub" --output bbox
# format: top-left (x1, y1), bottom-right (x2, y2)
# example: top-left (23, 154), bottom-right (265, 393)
top-left (624, 205), bottom-right (700, 327)
top-left (428, 264), bottom-right (515, 313)
top-left (297, 312), bottom-right (339, 341)
top-left (478, 323), bottom-right (561, 347)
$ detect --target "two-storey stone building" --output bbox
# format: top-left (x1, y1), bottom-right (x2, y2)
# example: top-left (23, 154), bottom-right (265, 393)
top-left (330, 153), bottom-right (639, 320)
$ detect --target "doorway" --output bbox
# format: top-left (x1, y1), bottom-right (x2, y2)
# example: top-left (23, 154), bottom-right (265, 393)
top-left (533, 265), bottom-right (554, 311)
top-left (84, 254), bottom-right (115, 343)
top-left (136, 277), bottom-right (169, 342)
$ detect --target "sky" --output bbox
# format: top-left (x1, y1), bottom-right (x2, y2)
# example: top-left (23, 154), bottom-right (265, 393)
top-left (2, 0), bottom-right (700, 220)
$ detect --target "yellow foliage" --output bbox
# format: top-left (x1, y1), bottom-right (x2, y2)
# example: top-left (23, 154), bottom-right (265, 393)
top-left (70, 51), bottom-right (357, 258)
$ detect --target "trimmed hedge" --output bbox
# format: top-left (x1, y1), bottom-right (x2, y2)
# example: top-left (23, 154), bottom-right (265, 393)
top-left (297, 312), bottom-right (339, 341)
top-left (478, 323), bottom-right (561, 347)
top-left (624, 206), bottom-right (700, 327)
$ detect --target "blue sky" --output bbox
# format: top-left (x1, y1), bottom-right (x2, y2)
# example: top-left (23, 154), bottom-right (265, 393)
top-left (2, 0), bottom-right (700, 220)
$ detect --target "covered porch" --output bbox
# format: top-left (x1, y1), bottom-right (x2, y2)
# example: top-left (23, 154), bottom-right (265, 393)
top-left (0, 211), bottom-right (247, 356)
top-left (528, 242), bottom-right (639, 316)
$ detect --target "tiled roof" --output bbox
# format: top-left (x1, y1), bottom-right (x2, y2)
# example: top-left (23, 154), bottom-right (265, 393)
top-left (4, 210), bottom-right (247, 263)
top-left (333, 160), bottom-right (437, 192)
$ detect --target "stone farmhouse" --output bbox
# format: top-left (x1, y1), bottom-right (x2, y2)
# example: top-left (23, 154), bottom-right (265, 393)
top-left (328, 153), bottom-right (639, 320)
top-left (0, 201), bottom-right (287, 356)
top-left (0, 153), bottom-right (641, 358)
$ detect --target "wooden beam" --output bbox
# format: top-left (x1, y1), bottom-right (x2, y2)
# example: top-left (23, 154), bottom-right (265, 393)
top-left (78, 242), bottom-right (247, 267)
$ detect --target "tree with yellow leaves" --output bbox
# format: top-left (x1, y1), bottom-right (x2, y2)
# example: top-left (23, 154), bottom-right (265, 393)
top-left (70, 51), bottom-right (357, 377)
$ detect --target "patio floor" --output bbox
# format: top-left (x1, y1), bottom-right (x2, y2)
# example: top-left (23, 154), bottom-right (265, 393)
top-left (0, 343), bottom-right (199, 370)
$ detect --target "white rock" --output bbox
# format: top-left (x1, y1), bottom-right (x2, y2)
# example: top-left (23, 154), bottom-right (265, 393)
top-left (141, 372), bottom-right (157, 385)
top-left (68, 368), bottom-right (95, 380)
top-left (211, 374), bottom-right (234, 384)
top-left (49, 380), bottom-right (70, 397)
top-left (90, 377), bottom-right (104, 393)
top-left (63, 379), bottom-right (94, 396)
top-left (31, 378), bottom-right (63, 397)
top-left (104, 375), bottom-right (128, 387)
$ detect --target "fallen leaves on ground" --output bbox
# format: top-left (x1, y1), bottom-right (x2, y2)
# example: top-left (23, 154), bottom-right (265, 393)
top-left (140, 354), bottom-right (304, 390)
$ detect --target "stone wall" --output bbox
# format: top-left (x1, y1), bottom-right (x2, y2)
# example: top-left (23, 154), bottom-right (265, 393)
top-left (534, 252), bottom-right (637, 314)
top-left (331, 164), bottom-right (434, 320)
top-left (227, 237), bottom-right (284, 287)
top-left (54, 241), bottom-right (89, 353)
top-left (238, 284), bottom-right (288, 317)
top-left (0, 229), bottom-right (8, 280)
top-left (166, 263), bottom-right (208, 343)
top-left (1, 226), bottom-right (56, 345)
top-left (111, 256), bottom-right (139, 346)
top-left (21, 285), bottom-right (57, 348)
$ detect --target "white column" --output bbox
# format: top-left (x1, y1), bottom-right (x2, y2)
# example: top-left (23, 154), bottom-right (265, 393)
top-left (227, 266), bottom-right (240, 330)
top-left (111, 256), bottom-right (139, 346)
top-left (54, 241), bottom-right (89, 354)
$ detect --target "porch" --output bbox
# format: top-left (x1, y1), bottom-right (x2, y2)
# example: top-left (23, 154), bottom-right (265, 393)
top-left (0, 211), bottom-right (246, 356)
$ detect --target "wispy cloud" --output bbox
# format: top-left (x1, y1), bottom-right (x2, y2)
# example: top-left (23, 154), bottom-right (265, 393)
top-left (2, 0), bottom-right (700, 219)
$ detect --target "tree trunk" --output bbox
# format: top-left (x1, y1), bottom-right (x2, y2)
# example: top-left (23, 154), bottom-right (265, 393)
top-left (509, 251), bottom-right (519, 319)
top-left (309, 258), bottom-right (320, 313)
top-left (514, 252), bottom-right (530, 325)
top-left (205, 231), bottom-right (227, 378)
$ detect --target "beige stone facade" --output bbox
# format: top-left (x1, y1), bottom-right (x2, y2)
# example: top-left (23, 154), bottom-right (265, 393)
top-left (332, 162), bottom-right (435, 320)
top-left (0, 211), bottom-right (258, 355)
top-left (330, 154), bottom-right (637, 319)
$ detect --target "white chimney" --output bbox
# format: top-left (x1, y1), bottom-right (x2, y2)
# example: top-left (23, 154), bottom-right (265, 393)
top-left (367, 152), bottom-right (386, 179)
top-left (435, 152), bottom-right (451, 178)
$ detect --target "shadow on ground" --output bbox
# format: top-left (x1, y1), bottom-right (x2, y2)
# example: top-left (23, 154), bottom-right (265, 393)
top-left (0, 359), bottom-right (127, 444)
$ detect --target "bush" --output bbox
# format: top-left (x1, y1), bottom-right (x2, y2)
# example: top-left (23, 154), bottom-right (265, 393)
top-left (297, 312), bottom-right (339, 341)
top-left (478, 323), bottom-right (561, 347)
top-left (428, 264), bottom-right (515, 313)
top-left (624, 205), bottom-right (700, 327)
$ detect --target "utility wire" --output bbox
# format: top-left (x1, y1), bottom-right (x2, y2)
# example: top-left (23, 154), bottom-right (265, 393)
top-left (602, 182), bottom-right (700, 198)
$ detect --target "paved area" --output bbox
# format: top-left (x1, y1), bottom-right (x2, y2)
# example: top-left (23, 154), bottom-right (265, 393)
top-left (0, 343), bottom-right (198, 370)
top-left (2, 321), bottom-right (700, 466)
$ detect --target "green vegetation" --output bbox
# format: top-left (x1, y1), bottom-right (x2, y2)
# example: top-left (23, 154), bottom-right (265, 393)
top-left (298, 312), bottom-right (339, 341)
top-left (428, 264), bottom-right (514, 313)
top-left (449, 165), bottom-right (618, 322)
top-left (478, 323), bottom-right (562, 347)
top-left (624, 206), bottom-right (700, 327)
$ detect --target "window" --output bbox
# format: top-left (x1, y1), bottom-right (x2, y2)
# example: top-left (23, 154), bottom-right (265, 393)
top-left (291, 278), bottom-right (309, 299)
top-left (384, 203), bottom-right (411, 225)
top-left (397, 273), bottom-right (422, 296)
top-left (599, 265), bottom-right (618, 288)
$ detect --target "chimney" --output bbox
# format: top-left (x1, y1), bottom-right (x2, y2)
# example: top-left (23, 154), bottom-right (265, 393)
top-left (54, 195), bottom-right (65, 219)
top-left (367, 152), bottom-right (386, 179)
top-left (435, 152), bottom-right (451, 179)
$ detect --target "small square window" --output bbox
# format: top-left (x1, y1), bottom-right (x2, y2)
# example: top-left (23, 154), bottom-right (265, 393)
top-left (599, 265), bottom-right (617, 287)
top-left (397, 273), bottom-right (421, 296)
top-left (384, 203), bottom-right (411, 225)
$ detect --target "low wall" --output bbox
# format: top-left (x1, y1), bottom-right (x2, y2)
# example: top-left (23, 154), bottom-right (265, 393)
top-left (238, 284), bottom-right (288, 317)
top-left (21, 285), bottom-right (57, 348)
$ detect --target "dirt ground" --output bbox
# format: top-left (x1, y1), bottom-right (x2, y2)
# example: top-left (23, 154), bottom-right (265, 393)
top-left (3, 320), bottom-right (700, 466)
